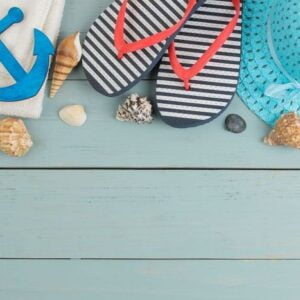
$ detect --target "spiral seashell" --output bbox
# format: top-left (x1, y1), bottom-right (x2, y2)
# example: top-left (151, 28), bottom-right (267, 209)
top-left (50, 32), bottom-right (82, 98)
top-left (264, 112), bottom-right (300, 149)
top-left (0, 118), bottom-right (33, 157)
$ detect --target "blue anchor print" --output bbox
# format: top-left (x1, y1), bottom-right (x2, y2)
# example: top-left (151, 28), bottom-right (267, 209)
top-left (0, 7), bottom-right (55, 102)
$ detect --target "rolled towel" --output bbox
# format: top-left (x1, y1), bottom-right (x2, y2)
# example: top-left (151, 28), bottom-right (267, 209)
top-left (0, 0), bottom-right (65, 119)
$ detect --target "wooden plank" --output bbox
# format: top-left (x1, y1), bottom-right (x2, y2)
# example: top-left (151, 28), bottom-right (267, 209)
top-left (1, 260), bottom-right (299, 300)
top-left (61, 0), bottom-right (110, 35)
top-left (0, 0), bottom-right (295, 168)
top-left (1, 80), bottom-right (298, 168)
top-left (1, 170), bottom-right (300, 258)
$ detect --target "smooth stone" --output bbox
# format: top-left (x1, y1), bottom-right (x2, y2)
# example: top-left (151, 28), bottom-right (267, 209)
top-left (225, 114), bottom-right (247, 134)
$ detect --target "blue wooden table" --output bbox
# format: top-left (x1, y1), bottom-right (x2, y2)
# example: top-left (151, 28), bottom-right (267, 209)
top-left (1, 1), bottom-right (300, 299)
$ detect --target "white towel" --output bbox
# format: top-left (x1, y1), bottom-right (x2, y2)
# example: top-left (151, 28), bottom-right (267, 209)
top-left (0, 0), bottom-right (65, 119)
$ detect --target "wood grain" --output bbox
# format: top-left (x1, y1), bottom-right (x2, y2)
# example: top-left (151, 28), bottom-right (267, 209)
top-left (0, 80), bottom-right (297, 168)
top-left (1, 170), bottom-right (300, 259)
top-left (1, 0), bottom-right (298, 168)
top-left (1, 260), bottom-right (300, 300)
top-left (0, 0), bottom-right (299, 297)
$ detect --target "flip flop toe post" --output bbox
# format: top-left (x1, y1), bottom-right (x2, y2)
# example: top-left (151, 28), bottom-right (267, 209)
top-left (155, 0), bottom-right (242, 128)
top-left (82, 0), bottom-right (205, 97)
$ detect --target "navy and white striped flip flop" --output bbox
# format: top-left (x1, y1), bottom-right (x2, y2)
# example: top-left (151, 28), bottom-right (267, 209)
top-left (82, 0), bottom-right (206, 97)
top-left (155, 0), bottom-right (242, 128)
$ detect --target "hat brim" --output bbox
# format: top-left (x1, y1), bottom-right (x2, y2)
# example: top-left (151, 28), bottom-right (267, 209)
top-left (237, 0), bottom-right (297, 126)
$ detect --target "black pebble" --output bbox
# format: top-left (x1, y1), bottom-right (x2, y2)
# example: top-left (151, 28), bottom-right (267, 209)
top-left (225, 114), bottom-right (247, 134)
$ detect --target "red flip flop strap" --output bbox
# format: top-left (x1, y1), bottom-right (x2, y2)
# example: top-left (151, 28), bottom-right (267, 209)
top-left (169, 0), bottom-right (241, 90)
top-left (114, 0), bottom-right (197, 59)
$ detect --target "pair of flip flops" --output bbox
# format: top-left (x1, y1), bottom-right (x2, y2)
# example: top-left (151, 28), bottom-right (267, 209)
top-left (82, 0), bottom-right (242, 128)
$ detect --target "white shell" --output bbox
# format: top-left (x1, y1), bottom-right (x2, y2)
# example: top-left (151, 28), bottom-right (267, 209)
top-left (59, 105), bottom-right (87, 127)
top-left (74, 32), bottom-right (82, 62)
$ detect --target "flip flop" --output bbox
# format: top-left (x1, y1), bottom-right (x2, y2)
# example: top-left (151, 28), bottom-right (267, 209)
top-left (82, 0), bottom-right (206, 97)
top-left (155, 0), bottom-right (242, 128)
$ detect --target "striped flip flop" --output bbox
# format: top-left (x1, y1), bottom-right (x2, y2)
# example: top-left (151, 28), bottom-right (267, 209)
top-left (82, 0), bottom-right (206, 97)
top-left (155, 0), bottom-right (242, 128)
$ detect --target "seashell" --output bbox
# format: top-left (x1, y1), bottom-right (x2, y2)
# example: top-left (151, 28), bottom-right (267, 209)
top-left (50, 32), bottom-right (82, 98)
top-left (59, 104), bottom-right (87, 127)
top-left (264, 112), bottom-right (300, 149)
top-left (116, 94), bottom-right (153, 124)
top-left (0, 118), bottom-right (33, 157)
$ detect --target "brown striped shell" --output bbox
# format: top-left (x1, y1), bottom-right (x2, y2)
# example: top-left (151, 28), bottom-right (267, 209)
top-left (0, 118), bottom-right (33, 157)
top-left (50, 32), bottom-right (82, 98)
top-left (264, 112), bottom-right (300, 149)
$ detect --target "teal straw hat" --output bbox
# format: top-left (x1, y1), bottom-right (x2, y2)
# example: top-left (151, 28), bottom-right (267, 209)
top-left (238, 0), bottom-right (300, 126)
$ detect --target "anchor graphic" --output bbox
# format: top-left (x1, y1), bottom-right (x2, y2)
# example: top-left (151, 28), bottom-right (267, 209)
top-left (0, 7), bottom-right (55, 102)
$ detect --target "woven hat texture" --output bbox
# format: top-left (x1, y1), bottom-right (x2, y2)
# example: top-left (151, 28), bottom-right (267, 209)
top-left (237, 0), bottom-right (300, 126)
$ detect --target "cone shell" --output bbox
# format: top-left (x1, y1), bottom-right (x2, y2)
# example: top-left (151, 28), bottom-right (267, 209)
top-left (0, 118), bottom-right (33, 157)
top-left (264, 112), bottom-right (300, 149)
top-left (50, 32), bottom-right (82, 98)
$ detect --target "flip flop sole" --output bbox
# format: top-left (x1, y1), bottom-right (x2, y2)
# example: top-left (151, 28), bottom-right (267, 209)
top-left (82, 0), bottom-right (204, 97)
top-left (155, 0), bottom-right (242, 128)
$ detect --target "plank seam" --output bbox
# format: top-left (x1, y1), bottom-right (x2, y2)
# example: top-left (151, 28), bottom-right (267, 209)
top-left (1, 167), bottom-right (300, 171)
top-left (2, 258), bottom-right (300, 261)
